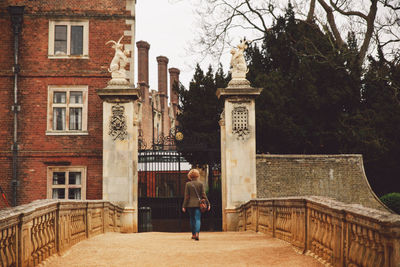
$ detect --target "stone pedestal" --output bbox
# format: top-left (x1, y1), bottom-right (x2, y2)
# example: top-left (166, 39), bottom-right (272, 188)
top-left (217, 79), bottom-right (262, 231)
top-left (97, 84), bottom-right (140, 233)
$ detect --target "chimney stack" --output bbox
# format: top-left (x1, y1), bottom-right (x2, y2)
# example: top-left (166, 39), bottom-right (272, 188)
top-left (168, 67), bottom-right (180, 114)
top-left (136, 41), bottom-right (150, 85)
top-left (156, 56), bottom-right (169, 107)
top-left (156, 56), bottom-right (169, 136)
top-left (136, 41), bottom-right (150, 100)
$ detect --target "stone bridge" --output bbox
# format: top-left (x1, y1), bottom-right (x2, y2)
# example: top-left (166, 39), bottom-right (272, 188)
top-left (1, 198), bottom-right (399, 267)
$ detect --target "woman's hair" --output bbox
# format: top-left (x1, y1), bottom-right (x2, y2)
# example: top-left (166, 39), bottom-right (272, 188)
top-left (187, 169), bottom-right (200, 180)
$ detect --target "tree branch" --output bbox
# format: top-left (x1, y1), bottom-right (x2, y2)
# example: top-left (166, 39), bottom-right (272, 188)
top-left (316, 0), bottom-right (345, 48)
top-left (329, 0), bottom-right (368, 20)
top-left (358, 0), bottom-right (378, 65)
top-left (244, 0), bottom-right (269, 32)
top-left (306, 0), bottom-right (316, 22)
top-left (381, 0), bottom-right (400, 10)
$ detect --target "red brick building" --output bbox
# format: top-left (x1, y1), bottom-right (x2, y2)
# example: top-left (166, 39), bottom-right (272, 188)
top-left (0, 1), bottom-right (180, 209)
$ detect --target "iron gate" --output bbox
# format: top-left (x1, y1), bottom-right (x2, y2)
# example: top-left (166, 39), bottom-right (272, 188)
top-left (138, 149), bottom-right (190, 232)
top-left (137, 127), bottom-right (222, 232)
top-left (138, 150), bottom-right (222, 232)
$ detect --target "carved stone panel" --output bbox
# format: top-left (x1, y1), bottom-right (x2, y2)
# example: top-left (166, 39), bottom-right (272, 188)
top-left (109, 104), bottom-right (127, 141)
top-left (232, 106), bottom-right (250, 140)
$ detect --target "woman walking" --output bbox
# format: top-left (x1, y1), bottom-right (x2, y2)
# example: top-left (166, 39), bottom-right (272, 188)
top-left (182, 169), bottom-right (210, 241)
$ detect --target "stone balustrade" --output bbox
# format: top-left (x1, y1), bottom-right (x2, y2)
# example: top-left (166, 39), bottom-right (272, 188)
top-left (237, 196), bottom-right (400, 267)
top-left (0, 200), bottom-right (123, 267)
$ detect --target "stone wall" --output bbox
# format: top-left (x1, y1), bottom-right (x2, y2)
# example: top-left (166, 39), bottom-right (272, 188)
top-left (0, 199), bottom-right (123, 267)
top-left (256, 154), bottom-right (389, 212)
top-left (237, 197), bottom-right (400, 267)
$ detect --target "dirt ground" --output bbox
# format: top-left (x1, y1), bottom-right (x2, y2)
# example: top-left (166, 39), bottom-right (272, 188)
top-left (40, 232), bottom-right (324, 267)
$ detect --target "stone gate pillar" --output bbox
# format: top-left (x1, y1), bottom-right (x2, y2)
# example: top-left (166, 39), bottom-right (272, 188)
top-left (97, 84), bottom-right (140, 233)
top-left (217, 43), bottom-right (262, 230)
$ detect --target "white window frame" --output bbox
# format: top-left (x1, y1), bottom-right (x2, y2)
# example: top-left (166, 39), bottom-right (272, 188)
top-left (48, 20), bottom-right (89, 58)
top-left (47, 166), bottom-right (87, 200)
top-left (46, 85), bottom-right (89, 135)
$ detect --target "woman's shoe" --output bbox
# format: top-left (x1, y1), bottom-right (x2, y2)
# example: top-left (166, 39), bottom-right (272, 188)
top-left (194, 233), bottom-right (199, 241)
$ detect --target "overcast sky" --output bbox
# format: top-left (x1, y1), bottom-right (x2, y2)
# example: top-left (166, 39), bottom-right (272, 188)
top-left (135, 1), bottom-right (231, 91)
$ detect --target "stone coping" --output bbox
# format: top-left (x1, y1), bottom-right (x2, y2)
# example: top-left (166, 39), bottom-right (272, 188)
top-left (256, 154), bottom-right (363, 158)
top-left (239, 196), bottom-right (400, 224)
top-left (0, 199), bottom-right (121, 221)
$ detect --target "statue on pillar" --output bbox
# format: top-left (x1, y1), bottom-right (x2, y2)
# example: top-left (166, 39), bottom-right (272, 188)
top-left (228, 38), bottom-right (252, 87)
top-left (230, 38), bottom-right (251, 80)
top-left (106, 36), bottom-right (130, 85)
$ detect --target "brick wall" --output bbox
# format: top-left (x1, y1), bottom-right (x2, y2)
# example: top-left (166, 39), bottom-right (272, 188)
top-left (17, 156), bottom-right (102, 202)
top-left (0, 0), bottom-right (133, 206)
top-left (256, 154), bottom-right (389, 211)
top-left (0, 0), bottom-right (130, 15)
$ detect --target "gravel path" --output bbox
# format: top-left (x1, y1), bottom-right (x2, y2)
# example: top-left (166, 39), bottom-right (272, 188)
top-left (41, 232), bottom-right (323, 267)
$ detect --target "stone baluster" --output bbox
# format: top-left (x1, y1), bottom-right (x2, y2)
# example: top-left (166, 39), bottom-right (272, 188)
top-left (31, 217), bottom-right (38, 264)
top-left (365, 229), bottom-right (375, 265)
top-left (10, 227), bottom-right (16, 267)
top-left (321, 215), bottom-right (329, 262)
top-left (37, 215), bottom-right (44, 263)
top-left (44, 214), bottom-right (50, 257)
top-left (38, 215), bottom-right (45, 262)
top-left (331, 215), bottom-right (343, 267)
top-left (46, 212), bottom-right (55, 256)
top-left (317, 213), bottom-right (325, 258)
top-left (311, 211), bottom-right (320, 255)
top-left (372, 231), bottom-right (384, 267)
top-left (348, 224), bottom-right (361, 266)
top-left (360, 227), bottom-right (369, 267)
top-left (277, 208), bottom-right (282, 232)
top-left (0, 229), bottom-right (4, 265)
top-left (0, 226), bottom-right (16, 267)
top-left (308, 209), bottom-right (315, 252)
top-left (283, 208), bottom-right (287, 232)
top-left (359, 227), bottom-right (368, 265)
top-left (1, 228), bottom-right (6, 266)
top-left (313, 212), bottom-right (321, 257)
top-left (291, 208), bottom-right (297, 244)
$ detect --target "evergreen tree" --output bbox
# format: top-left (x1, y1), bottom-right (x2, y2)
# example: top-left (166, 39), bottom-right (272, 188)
top-left (246, 5), bottom-right (398, 196)
top-left (247, 5), bottom-right (361, 154)
top-left (360, 54), bottom-right (400, 195)
top-left (175, 64), bottom-right (227, 165)
top-left (176, 5), bottom-right (399, 196)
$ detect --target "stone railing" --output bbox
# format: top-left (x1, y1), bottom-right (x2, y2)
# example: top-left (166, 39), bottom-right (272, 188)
top-left (237, 196), bottom-right (400, 267)
top-left (0, 200), bottom-right (123, 267)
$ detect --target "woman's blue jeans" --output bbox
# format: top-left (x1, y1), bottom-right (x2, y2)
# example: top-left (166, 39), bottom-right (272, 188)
top-left (188, 207), bottom-right (201, 235)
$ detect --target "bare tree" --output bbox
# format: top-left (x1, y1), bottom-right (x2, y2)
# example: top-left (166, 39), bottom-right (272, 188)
top-left (192, 0), bottom-right (400, 67)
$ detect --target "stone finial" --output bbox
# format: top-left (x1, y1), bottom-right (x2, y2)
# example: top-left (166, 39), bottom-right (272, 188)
top-left (106, 36), bottom-right (130, 86)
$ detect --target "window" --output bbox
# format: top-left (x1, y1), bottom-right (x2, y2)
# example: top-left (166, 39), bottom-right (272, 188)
top-left (48, 20), bottom-right (89, 58)
top-left (47, 167), bottom-right (86, 200)
top-left (47, 86), bottom-right (88, 135)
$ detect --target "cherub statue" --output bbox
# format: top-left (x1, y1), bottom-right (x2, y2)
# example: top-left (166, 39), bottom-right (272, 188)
top-left (230, 38), bottom-right (251, 79)
top-left (106, 36), bottom-right (130, 85)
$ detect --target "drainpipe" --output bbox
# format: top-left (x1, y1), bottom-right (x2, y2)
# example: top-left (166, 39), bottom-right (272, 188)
top-left (8, 6), bottom-right (24, 207)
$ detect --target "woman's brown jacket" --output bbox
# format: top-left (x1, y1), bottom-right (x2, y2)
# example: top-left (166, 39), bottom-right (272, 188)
top-left (182, 180), bottom-right (210, 208)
